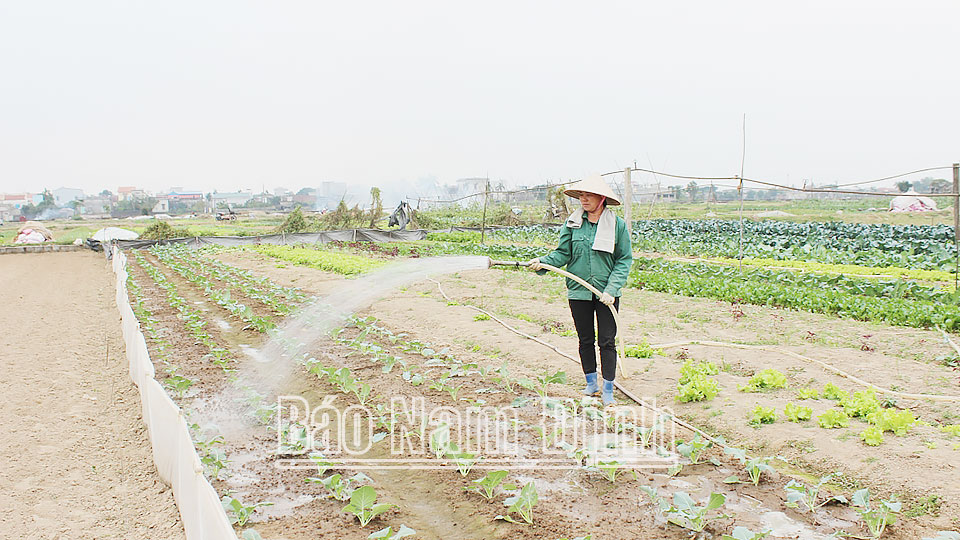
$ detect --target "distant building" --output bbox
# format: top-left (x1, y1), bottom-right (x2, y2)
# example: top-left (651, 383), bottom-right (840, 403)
top-left (1, 193), bottom-right (32, 209)
top-left (52, 187), bottom-right (84, 206)
top-left (211, 191), bottom-right (253, 207)
top-left (251, 191), bottom-right (274, 205)
top-left (315, 181), bottom-right (348, 210)
top-left (0, 204), bottom-right (16, 221)
top-left (117, 186), bottom-right (148, 201)
top-left (152, 199), bottom-right (170, 213)
top-left (82, 196), bottom-right (113, 216)
top-left (166, 191), bottom-right (204, 202)
top-left (293, 188), bottom-right (318, 210)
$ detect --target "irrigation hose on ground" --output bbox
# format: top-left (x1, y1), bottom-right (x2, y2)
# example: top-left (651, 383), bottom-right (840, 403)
top-left (455, 258), bottom-right (960, 447)
top-left (653, 340), bottom-right (960, 404)
top-left (489, 258), bottom-right (960, 404)
top-left (484, 259), bottom-right (736, 448)
top-left (488, 259), bottom-right (627, 381)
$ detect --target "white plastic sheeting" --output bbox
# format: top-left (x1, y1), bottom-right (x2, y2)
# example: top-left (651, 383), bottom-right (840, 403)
top-left (92, 227), bottom-right (140, 242)
top-left (111, 246), bottom-right (238, 540)
top-left (889, 191), bottom-right (938, 212)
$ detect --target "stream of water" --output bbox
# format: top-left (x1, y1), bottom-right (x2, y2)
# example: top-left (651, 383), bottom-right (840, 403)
top-left (242, 256), bottom-right (491, 397)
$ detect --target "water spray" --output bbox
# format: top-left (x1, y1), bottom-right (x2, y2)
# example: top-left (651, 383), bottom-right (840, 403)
top-left (487, 258), bottom-right (627, 380)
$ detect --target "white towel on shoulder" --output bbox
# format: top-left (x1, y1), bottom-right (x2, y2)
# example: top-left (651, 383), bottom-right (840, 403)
top-left (565, 207), bottom-right (617, 254)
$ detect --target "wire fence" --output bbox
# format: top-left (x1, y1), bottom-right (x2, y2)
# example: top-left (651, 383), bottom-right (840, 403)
top-left (402, 163), bottom-right (960, 285)
top-left (407, 164), bottom-right (958, 209)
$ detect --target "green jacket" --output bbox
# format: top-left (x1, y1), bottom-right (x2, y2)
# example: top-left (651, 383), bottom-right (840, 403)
top-left (538, 212), bottom-right (633, 300)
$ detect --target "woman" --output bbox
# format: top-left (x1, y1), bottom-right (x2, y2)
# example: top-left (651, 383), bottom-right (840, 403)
top-left (528, 175), bottom-right (633, 406)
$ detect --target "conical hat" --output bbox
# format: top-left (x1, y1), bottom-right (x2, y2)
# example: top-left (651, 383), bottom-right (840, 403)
top-left (563, 174), bottom-right (621, 206)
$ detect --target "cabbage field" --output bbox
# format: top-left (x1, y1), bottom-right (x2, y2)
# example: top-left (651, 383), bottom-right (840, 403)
top-left (119, 217), bottom-right (960, 540)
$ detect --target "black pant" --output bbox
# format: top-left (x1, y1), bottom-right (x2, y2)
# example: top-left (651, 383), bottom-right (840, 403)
top-left (569, 296), bottom-right (619, 382)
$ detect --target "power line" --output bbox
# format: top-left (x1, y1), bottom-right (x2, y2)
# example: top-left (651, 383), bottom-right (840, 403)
top-left (601, 168), bottom-right (737, 182)
top-left (599, 164), bottom-right (959, 198)
top-left (741, 176), bottom-right (958, 198)
top-left (409, 164), bottom-right (958, 205)
top-left (407, 179), bottom-right (579, 205)
top-left (601, 164), bottom-right (954, 189)
top-left (832, 166), bottom-right (955, 188)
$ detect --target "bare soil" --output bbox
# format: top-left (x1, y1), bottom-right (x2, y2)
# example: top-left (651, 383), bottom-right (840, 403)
top-left (0, 252), bottom-right (183, 540)
top-left (204, 249), bottom-right (960, 538)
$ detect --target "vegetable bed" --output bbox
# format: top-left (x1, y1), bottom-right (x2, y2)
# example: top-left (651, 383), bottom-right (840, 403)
top-left (120, 244), bottom-right (960, 539)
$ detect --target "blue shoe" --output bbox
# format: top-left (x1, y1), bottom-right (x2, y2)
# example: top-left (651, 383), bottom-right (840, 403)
top-left (602, 379), bottom-right (615, 406)
top-left (583, 372), bottom-right (600, 396)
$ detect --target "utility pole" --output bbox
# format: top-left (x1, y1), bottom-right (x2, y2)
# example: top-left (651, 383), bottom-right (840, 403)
top-left (623, 167), bottom-right (632, 229)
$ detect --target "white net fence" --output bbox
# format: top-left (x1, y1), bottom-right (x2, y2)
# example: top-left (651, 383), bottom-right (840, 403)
top-left (112, 246), bottom-right (238, 540)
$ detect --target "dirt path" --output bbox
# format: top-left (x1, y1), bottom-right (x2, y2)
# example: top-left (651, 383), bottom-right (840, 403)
top-left (0, 252), bottom-right (183, 540)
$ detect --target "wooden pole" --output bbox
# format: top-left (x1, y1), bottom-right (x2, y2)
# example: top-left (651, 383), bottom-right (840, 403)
top-left (738, 113), bottom-right (747, 272)
top-left (953, 163), bottom-right (959, 292)
top-left (481, 179), bottom-right (490, 244)
top-left (737, 176), bottom-right (744, 271)
top-left (623, 167), bottom-right (633, 229)
top-left (953, 163), bottom-right (959, 243)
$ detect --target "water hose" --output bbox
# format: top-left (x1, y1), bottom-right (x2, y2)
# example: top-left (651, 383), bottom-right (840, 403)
top-left (488, 258), bottom-right (628, 381)
top-left (653, 339), bottom-right (960, 404)
top-left (480, 258), bottom-right (960, 446)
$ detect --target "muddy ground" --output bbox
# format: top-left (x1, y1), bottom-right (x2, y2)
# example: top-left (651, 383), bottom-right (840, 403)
top-left (128, 247), bottom-right (960, 539)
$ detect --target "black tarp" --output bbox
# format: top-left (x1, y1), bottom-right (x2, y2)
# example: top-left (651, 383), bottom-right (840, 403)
top-left (86, 224), bottom-right (564, 251)
top-left (88, 228), bottom-right (429, 251)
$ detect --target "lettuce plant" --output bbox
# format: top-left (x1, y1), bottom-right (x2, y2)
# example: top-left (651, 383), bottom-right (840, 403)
top-left (677, 374), bottom-right (720, 403)
top-left (822, 383), bottom-right (848, 401)
top-left (784, 402), bottom-right (812, 422)
top-left (817, 409), bottom-right (849, 428)
top-left (867, 409), bottom-right (916, 435)
top-left (624, 338), bottom-right (664, 358)
top-left (740, 369), bottom-right (787, 393)
top-left (748, 405), bottom-right (776, 427)
top-left (861, 426), bottom-right (885, 446)
top-left (840, 390), bottom-right (882, 418)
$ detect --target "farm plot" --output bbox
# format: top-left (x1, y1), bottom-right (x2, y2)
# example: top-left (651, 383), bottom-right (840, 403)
top-left (122, 244), bottom-right (960, 539)
top-left (629, 220), bottom-right (959, 271)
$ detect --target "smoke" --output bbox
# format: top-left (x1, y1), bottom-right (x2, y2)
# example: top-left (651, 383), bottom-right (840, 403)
top-left (35, 207), bottom-right (73, 221)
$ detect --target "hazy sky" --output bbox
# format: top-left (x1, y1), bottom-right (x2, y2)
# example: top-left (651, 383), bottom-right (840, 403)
top-left (1, 1), bottom-right (958, 201)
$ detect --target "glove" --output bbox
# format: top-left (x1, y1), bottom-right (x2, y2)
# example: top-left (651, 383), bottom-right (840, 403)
top-left (599, 292), bottom-right (615, 306)
top-left (527, 258), bottom-right (542, 271)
